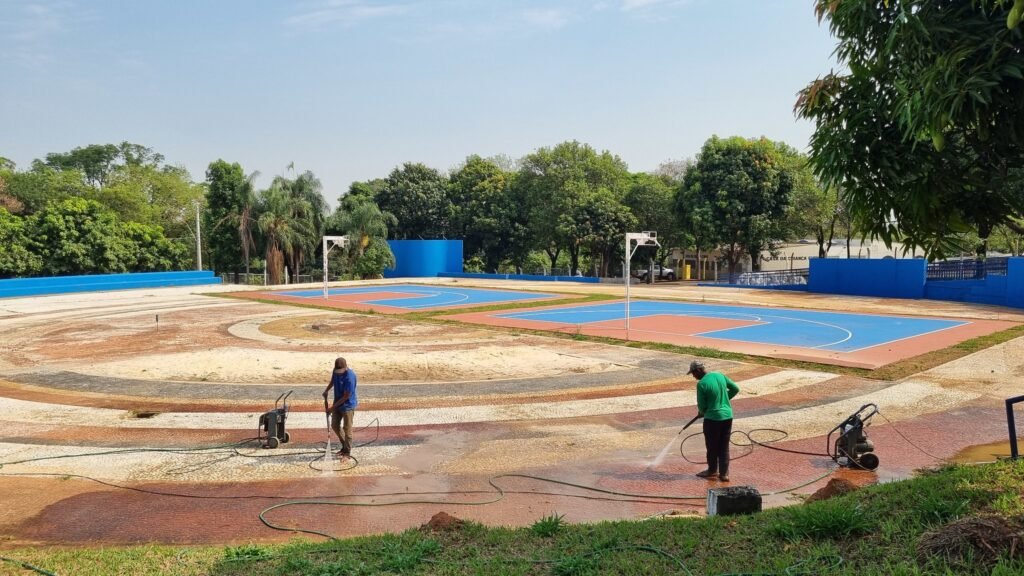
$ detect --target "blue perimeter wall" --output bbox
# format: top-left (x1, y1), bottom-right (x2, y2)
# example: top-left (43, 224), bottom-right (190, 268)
top-left (0, 271), bottom-right (221, 299)
top-left (924, 258), bottom-right (1024, 308)
top-left (439, 272), bottom-right (600, 283)
top-left (385, 240), bottom-right (463, 278)
top-left (809, 258), bottom-right (927, 299)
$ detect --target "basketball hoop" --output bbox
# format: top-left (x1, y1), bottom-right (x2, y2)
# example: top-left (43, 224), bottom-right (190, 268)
top-left (624, 232), bottom-right (660, 337)
top-left (322, 236), bottom-right (349, 298)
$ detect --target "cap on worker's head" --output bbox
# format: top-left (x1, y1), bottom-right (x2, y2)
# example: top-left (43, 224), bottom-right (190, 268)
top-left (686, 360), bottom-right (705, 375)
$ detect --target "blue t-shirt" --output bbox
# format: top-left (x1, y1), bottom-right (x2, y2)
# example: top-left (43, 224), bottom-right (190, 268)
top-left (331, 369), bottom-right (358, 411)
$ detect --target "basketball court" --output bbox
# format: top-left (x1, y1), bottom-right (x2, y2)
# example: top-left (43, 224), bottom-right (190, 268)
top-left (447, 299), bottom-right (1017, 369)
top-left (232, 283), bottom-right (566, 313)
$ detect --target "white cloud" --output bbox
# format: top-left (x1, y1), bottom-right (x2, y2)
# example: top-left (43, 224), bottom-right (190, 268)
top-left (522, 8), bottom-right (568, 31)
top-left (285, 1), bottom-right (410, 27)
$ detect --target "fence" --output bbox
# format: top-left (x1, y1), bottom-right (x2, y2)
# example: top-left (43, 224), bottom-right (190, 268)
top-left (219, 273), bottom-right (314, 286)
top-left (701, 268), bottom-right (809, 289)
top-left (926, 257), bottom-right (1009, 281)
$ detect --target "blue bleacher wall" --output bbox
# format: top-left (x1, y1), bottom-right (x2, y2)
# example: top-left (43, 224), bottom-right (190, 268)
top-left (0, 271), bottom-right (221, 299)
top-left (384, 240), bottom-right (464, 278)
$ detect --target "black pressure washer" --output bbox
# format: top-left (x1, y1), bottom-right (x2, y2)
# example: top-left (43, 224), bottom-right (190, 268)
top-left (259, 390), bottom-right (292, 449)
top-left (827, 403), bottom-right (879, 470)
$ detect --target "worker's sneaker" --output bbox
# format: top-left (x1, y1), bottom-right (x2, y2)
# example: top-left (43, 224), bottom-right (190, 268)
top-left (718, 475), bottom-right (730, 482)
top-left (695, 469), bottom-right (717, 479)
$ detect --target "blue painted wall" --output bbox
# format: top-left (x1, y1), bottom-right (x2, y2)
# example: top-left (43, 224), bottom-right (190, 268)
top-left (808, 258), bottom-right (927, 299)
top-left (0, 271), bottom-right (221, 299)
top-left (439, 272), bottom-right (600, 283)
top-left (921, 257), bottom-right (1024, 309)
top-left (385, 240), bottom-right (464, 278)
top-left (1009, 258), bottom-right (1024, 309)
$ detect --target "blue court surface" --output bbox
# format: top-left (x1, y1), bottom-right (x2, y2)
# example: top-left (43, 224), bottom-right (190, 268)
top-left (496, 300), bottom-right (967, 353)
top-left (274, 284), bottom-right (558, 310)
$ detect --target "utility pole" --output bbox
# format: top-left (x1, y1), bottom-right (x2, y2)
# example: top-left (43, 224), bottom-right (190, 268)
top-left (194, 201), bottom-right (203, 271)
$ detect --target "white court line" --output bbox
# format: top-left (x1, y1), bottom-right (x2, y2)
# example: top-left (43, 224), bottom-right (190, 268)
top-left (840, 320), bottom-right (970, 354)
top-left (501, 307), bottom-right (855, 349)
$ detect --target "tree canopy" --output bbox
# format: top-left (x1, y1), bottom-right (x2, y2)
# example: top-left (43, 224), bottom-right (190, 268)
top-left (796, 0), bottom-right (1024, 258)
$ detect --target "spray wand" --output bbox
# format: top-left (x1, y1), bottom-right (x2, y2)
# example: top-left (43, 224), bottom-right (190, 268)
top-left (323, 396), bottom-right (332, 462)
top-left (679, 413), bottom-right (702, 434)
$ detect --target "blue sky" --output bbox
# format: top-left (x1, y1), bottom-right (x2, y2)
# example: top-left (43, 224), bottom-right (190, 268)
top-left (0, 0), bottom-right (836, 203)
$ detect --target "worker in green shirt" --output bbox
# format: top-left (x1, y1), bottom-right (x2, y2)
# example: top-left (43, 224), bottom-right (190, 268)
top-left (687, 360), bottom-right (740, 482)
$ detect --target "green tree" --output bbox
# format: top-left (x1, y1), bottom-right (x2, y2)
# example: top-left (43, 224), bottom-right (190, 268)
top-left (375, 163), bottom-right (452, 240)
top-left (517, 141), bottom-right (630, 273)
top-left (256, 187), bottom-right (314, 285)
top-left (27, 198), bottom-right (135, 275)
top-left (796, 0), bottom-right (1024, 259)
top-left (204, 160), bottom-right (250, 275)
top-left (339, 179), bottom-right (386, 212)
top-left (268, 169), bottom-right (328, 281)
top-left (577, 188), bottom-right (637, 277)
top-left (681, 136), bottom-right (793, 275)
top-left (623, 173), bottom-right (683, 264)
top-left (0, 209), bottom-right (42, 277)
top-left (449, 155), bottom-right (523, 272)
top-left (121, 221), bottom-right (189, 271)
top-left (350, 237), bottom-right (396, 279)
top-left (3, 165), bottom-right (90, 213)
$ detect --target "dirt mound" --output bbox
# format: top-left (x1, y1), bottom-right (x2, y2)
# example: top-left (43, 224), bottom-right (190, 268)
top-left (916, 515), bottom-right (1023, 568)
top-left (806, 478), bottom-right (859, 502)
top-left (422, 511), bottom-right (465, 532)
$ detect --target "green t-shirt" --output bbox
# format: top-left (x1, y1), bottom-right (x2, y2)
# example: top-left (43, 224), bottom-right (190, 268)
top-left (696, 372), bottom-right (740, 421)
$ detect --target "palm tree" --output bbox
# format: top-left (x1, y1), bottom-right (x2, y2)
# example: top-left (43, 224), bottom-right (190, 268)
top-left (335, 199), bottom-right (397, 257)
top-left (256, 187), bottom-right (314, 285)
top-left (269, 169), bottom-right (328, 282)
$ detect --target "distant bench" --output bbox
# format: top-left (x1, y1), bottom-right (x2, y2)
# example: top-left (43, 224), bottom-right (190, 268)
top-left (0, 270), bottom-right (222, 298)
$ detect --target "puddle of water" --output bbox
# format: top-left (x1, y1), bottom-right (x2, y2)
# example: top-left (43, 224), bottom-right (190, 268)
top-left (951, 440), bottom-right (1015, 464)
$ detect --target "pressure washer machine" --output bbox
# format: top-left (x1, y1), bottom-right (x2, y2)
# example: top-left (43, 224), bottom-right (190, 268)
top-left (259, 390), bottom-right (292, 449)
top-left (827, 403), bottom-right (879, 470)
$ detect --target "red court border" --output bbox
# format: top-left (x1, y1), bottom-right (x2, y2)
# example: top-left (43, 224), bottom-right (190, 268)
top-left (445, 299), bottom-right (1018, 369)
top-left (226, 285), bottom-right (571, 314)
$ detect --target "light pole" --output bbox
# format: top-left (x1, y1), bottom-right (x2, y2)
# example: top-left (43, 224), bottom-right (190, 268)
top-left (624, 231), bottom-right (660, 339)
top-left (194, 201), bottom-right (203, 271)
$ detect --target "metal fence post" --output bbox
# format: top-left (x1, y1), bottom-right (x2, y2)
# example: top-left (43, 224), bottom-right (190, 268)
top-left (1007, 395), bottom-right (1024, 459)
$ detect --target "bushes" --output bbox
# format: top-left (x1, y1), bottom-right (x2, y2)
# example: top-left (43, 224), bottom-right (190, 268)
top-left (0, 198), bottom-right (188, 278)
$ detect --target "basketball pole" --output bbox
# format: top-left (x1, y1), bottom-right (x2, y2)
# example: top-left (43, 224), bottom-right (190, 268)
top-left (624, 232), bottom-right (660, 341)
top-left (322, 236), bottom-right (349, 299)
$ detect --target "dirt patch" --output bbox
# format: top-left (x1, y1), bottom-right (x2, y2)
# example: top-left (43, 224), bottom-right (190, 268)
top-left (421, 511), bottom-right (465, 532)
top-left (259, 315), bottom-right (503, 344)
top-left (916, 515), bottom-right (1024, 568)
top-left (806, 478), bottom-right (859, 502)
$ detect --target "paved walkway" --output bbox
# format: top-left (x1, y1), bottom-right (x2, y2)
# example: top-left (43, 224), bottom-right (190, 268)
top-left (0, 284), bottom-right (1021, 545)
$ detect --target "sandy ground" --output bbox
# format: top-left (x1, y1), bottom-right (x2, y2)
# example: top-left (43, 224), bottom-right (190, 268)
top-left (1, 281), bottom-right (1023, 546)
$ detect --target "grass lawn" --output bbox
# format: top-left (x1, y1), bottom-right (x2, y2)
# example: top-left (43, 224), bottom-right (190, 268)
top-left (3, 460), bottom-right (1023, 575)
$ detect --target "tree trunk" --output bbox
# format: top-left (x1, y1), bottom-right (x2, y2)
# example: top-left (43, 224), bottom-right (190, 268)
top-left (545, 246), bottom-right (560, 273)
top-left (267, 245), bottom-right (284, 285)
top-left (568, 244), bottom-right (580, 277)
top-left (816, 225), bottom-right (826, 258)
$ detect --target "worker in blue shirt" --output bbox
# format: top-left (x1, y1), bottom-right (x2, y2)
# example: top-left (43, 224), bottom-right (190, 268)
top-left (323, 357), bottom-right (358, 458)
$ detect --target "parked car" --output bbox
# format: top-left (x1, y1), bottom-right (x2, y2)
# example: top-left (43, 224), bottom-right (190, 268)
top-left (634, 264), bottom-right (676, 282)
